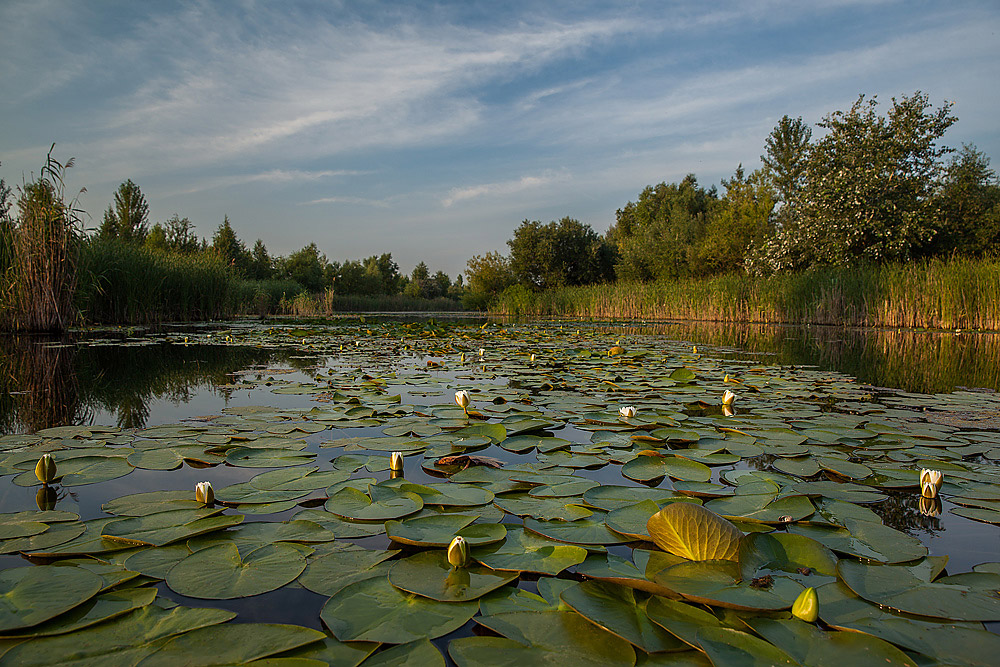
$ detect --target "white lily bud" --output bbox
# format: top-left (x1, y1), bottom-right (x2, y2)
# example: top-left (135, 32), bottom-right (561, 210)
top-left (479, 348), bottom-right (485, 357)
top-left (448, 536), bottom-right (470, 567)
top-left (390, 451), bottom-right (404, 472)
top-left (195, 481), bottom-right (215, 505)
top-left (455, 390), bottom-right (471, 411)
top-left (920, 468), bottom-right (943, 491)
top-left (619, 406), bottom-right (637, 419)
top-left (722, 390), bottom-right (737, 406)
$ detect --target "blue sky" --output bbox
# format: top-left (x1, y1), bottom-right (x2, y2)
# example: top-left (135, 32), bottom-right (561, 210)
top-left (1, 1), bottom-right (998, 278)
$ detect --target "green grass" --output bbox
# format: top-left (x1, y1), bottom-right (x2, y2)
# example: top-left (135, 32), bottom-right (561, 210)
top-left (278, 290), bottom-right (465, 315)
top-left (490, 257), bottom-right (1000, 330)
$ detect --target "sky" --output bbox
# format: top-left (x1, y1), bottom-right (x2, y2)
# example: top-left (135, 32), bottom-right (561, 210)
top-left (1, 1), bottom-right (998, 278)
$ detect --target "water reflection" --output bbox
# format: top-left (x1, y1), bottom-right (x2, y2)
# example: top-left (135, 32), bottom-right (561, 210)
top-left (0, 335), bottom-right (286, 434)
top-left (597, 321), bottom-right (1000, 394)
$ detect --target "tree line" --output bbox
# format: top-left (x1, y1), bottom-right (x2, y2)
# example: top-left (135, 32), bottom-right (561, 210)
top-left (464, 92), bottom-right (1000, 305)
top-left (91, 182), bottom-right (463, 301)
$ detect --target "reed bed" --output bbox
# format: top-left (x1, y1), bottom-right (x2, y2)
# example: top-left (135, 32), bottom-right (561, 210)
top-left (279, 290), bottom-right (464, 316)
top-left (491, 257), bottom-right (1000, 330)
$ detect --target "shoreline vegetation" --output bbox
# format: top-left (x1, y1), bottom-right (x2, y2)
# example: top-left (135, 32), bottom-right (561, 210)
top-left (489, 257), bottom-right (1000, 331)
top-left (3, 93), bottom-right (999, 331)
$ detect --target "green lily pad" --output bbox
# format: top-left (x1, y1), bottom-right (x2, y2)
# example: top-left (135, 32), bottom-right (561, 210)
top-left (461, 610), bottom-right (636, 667)
top-left (494, 495), bottom-right (593, 521)
top-left (139, 622), bottom-right (326, 666)
top-left (225, 447), bottom-right (316, 468)
top-left (385, 515), bottom-right (505, 547)
top-left (360, 639), bottom-right (445, 667)
top-left (0, 565), bottom-right (103, 632)
top-left (471, 527), bottom-right (588, 575)
top-left (524, 516), bottom-right (629, 546)
top-left (0, 587), bottom-right (156, 639)
top-left (389, 550), bottom-right (519, 602)
top-left (166, 542), bottom-right (307, 599)
top-left (695, 626), bottom-right (798, 666)
top-left (101, 509), bottom-right (245, 547)
top-left (102, 491), bottom-right (203, 516)
top-left (321, 576), bottom-right (478, 642)
top-left (645, 595), bottom-right (722, 648)
top-left (299, 547), bottom-right (398, 597)
top-left (583, 485), bottom-right (689, 511)
top-left (744, 617), bottom-right (916, 667)
top-left (559, 580), bottom-right (688, 653)
top-left (837, 559), bottom-right (1000, 621)
top-left (655, 560), bottom-right (803, 610)
top-left (324, 484), bottom-right (423, 521)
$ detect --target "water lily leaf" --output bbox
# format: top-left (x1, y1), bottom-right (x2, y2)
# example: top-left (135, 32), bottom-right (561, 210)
top-left (524, 516), bottom-right (629, 546)
top-left (0, 565), bottom-right (104, 632)
top-left (166, 542), bottom-right (306, 599)
top-left (705, 494), bottom-right (814, 524)
top-left (695, 626), bottom-right (799, 666)
top-left (456, 610), bottom-right (636, 667)
top-left (186, 520), bottom-right (338, 552)
top-left (325, 484), bottom-right (423, 521)
top-left (389, 550), bottom-right (519, 602)
top-left (500, 435), bottom-right (570, 453)
top-left (655, 560), bottom-right (803, 610)
top-left (737, 532), bottom-right (838, 582)
top-left (494, 495), bottom-right (593, 521)
top-left (292, 509), bottom-right (386, 539)
top-left (360, 639), bottom-right (445, 667)
top-left (123, 545), bottom-right (192, 579)
top-left (0, 587), bottom-right (156, 640)
top-left (837, 559), bottom-right (1000, 621)
top-left (788, 519), bottom-right (926, 564)
top-left (0, 513), bottom-right (49, 540)
top-left (45, 456), bottom-right (134, 487)
top-left (225, 447), bottom-right (316, 468)
top-left (583, 485), bottom-right (690, 511)
top-left (139, 622), bottom-right (326, 666)
top-left (645, 595), bottom-right (722, 648)
top-left (385, 514), bottom-right (505, 547)
top-left (622, 455), bottom-right (712, 483)
top-left (471, 526), bottom-right (587, 575)
top-left (559, 580), bottom-right (688, 653)
top-left (392, 481), bottom-right (494, 507)
top-left (102, 491), bottom-right (203, 516)
top-left (320, 576), bottom-right (478, 642)
top-left (744, 617), bottom-right (916, 667)
top-left (950, 505), bottom-right (1000, 525)
top-left (126, 448), bottom-right (184, 471)
top-left (102, 509), bottom-right (244, 547)
top-left (215, 481), bottom-right (313, 505)
top-left (270, 636), bottom-right (378, 666)
top-left (0, 603), bottom-right (236, 666)
top-left (26, 518), bottom-right (132, 557)
top-left (646, 502), bottom-right (742, 561)
top-left (299, 547), bottom-right (397, 596)
top-left (249, 466), bottom-right (350, 492)
top-left (530, 479), bottom-right (600, 497)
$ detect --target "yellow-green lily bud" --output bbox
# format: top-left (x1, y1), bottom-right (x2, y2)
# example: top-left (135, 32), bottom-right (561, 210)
top-left (390, 451), bottom-right (404, 472)
top-left (35, 454), bottom-right (57, 484)
top-left (195, 481), bottom-right (215, 505)
top-left (791, 587), bottom-right (819, 622)
top-left (448, 536), bottom-right (470, 567)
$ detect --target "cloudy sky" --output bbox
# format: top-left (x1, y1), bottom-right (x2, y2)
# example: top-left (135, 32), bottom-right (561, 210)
top-left (1, 0), bottom-right (997, 277)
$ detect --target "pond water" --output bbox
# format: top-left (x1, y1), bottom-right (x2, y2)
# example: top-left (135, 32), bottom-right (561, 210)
top-left (0, 317), bottom-right (998, 665)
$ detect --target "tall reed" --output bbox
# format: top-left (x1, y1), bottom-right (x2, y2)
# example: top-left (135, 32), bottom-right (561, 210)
top-left (490, 257), bottom-right (1000, 330)
top-left (1, 148), bottom-right (84, 331)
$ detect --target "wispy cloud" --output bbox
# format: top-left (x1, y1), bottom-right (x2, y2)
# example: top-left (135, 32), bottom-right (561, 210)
top-left (168, 169), bottom-right (369, 196)
top-left (442, 170), bottom-right (570, 207)
top-left (302, 196), bottom-right (391, 208)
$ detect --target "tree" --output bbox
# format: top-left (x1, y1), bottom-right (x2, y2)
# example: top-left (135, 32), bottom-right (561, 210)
top-left (761, 115), bottom-right (812, 207)
top-left (698, 165), bottom-right (776, 274)
top-left (249, 239), bottom-right (273, 280)
top-left (609, 176), bottom-right (717, 281)
top-left (361, 253), bottom-right (401, 295)
top-left (751, 92), bottom-right (958, 272)
top-left (212, 216), bottom-right (250, 274)
top-left (508, 217), bottom-right (614, 290)
top-left (281, 243), bottom-right (327, 292)
top-left (165, 215), bottom-right (199, 253)
top-left (464, 251), bottom-right (515, 309)
top-left (99, 179), bottom-right (149, 243)
top-left (931, 144), bottom-right (1000, 256)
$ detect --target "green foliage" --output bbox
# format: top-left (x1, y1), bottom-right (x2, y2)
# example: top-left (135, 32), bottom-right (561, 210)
top-left (698, 166), bottom-right (776, 274)
top-left (761, 115), bottom-right (812, 206)
top-left (248, 240), bottom-right (273, 280)
top-left (753, 93), bottom-right (957, 272)
top-left (930, 144), bottom-right (1000, 257)
top-left (212, 216), bottom-right (251, 275)
top-left (610, 175), bottom-right (717, 281)
top-left (278, 243), bottom-right (327, 293)
top-left (77, 239), bottom-right (240, 323)
top-left (3, 147), bottom-right (84, 331)
top-left (99, 180), bottom-right (149, 244)
top-left (463, 251), bottom-right (515, 310)
top-left (507, 217), bottom-right (614, 290)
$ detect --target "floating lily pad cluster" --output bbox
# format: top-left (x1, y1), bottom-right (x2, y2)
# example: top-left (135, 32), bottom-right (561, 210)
top-left (1, 318), bottom-right (999, 665)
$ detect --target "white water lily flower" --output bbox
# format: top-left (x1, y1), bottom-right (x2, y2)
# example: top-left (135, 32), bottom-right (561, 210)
top-left (479, 348), bottom-right (485, 357)
top-left (195, 481), bottom-right (214, 505)
top-left (390, 451), bottom-right (404, 472)
top-left (619, 406), bottom-right (637, 419)
top-left (920, 469), bottom-right (943, 498)
top-left (455, 390), bottom-right (471, 411)
top-left (722, 390), bottom-right (737, 406)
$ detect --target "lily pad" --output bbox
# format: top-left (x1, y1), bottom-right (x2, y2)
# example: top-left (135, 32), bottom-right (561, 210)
top-left (0, 565), bottom-right (103, 632)
top-left (646, 503), bottom-right (742, 561)
top-left (471, 527), bottom-right (588, 575)
top-left (389, 550), bottom-right (519, 602)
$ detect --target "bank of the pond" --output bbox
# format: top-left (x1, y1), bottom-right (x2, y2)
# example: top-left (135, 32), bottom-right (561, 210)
top-left (490, 257), bottom-right (1000, 330)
